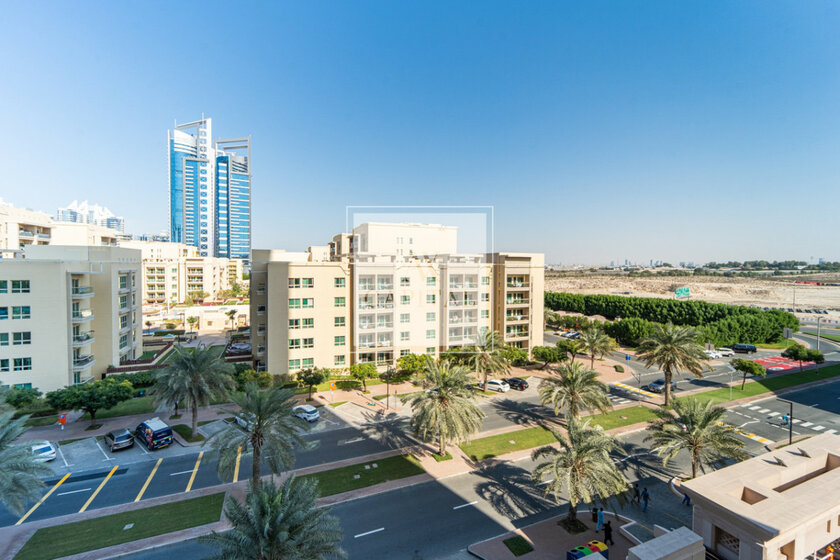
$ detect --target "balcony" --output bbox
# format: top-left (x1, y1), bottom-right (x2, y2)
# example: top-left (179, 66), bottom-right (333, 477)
top-left (72, 332), bottom-right (95, 347)
top-left (376, 323), bottom-right (394, 329)
top-left (359, 323), bottom-right (375, 330)
top-left (72, 355), bottom-right (96, 371)
top-left (376, 303), bottom-right (394, 309)
top-left (506, 314), bottom-right (528, 323)
top-left (73, 375), bottom-right (94, 385)
top-left (359, 341), bottom-right (376, 348)
top-left (119, 285), bottom-right (131, 294)
top-left (376, 283), bottom-right (394, 291)
top-left (18, 231), bottom-right (35, 238)
top-left (464, 300), bottom-right (478, 306)
top-left (506, 281), bottom-right (530, 289)
top-left (505, 331), bottom-right (529, 341)
top-left (465, 283), bottom-right (479, 289)
top-left (71, 310), bottom-right (94, 323)
top-left (71, 286), bottom-right (94, 299)
top-left (506, 299), bottom-right (529, 307)
top-left (120, 324), bottom-right (132, 334)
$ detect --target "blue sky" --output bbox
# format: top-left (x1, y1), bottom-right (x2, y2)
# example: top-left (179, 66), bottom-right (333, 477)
top-left (2, 2), bottom-right (839, 264)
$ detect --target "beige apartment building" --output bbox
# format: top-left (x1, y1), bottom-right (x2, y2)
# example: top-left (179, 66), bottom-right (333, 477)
top-left (0, 245), bottom-right (142, 392)
top-left (251, 223), bottom-right (544, 375)
top-left (0, 198), bottom-right (123, 249)
top-left (121, 240), bottom-right (244, 305)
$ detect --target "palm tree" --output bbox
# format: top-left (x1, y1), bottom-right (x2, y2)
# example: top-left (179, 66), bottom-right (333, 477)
top-left (403, 360), bottom-right (485, 456)
top-left (636, 323), bottom-right (709, 406)
top-left (538, 362), bottom-right (611, 419)
top-left (0, 408), bottom-right (53, 515)
top-left (468, 330), bottom-right (509, 391)
top-left (580, 327), bottom-right (618, 370)
top-left (226, 309), bottom-right (238, 330)
top-left (532, 418), bottom-right (628, 523)
top-left (152, 345), bottom-right (235, 436)
top-left (201, 476), bottom-right (346, 560)
top-left (645, 397), bottom-right (748, 478)
top-left (187, 316), bottom-right (198, 331)
top-left (207, 383), bottom-right (309, 485)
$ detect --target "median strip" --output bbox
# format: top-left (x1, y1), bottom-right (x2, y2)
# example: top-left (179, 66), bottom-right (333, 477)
top-left (692, 363), bottom-right (840, 406)
top-left (299, 454), bottom-right (425, 497)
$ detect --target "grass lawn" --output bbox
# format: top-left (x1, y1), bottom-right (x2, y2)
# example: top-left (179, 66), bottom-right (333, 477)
top-left (503, 536), bottom-right (534, 557)
top-left (693, 364), bottom-right (840, 406)
top-left (13, 493), bottom-right (224, 560)
top-left (328, 401), bottom-right (348, 407)
top-left (432, 451), bottom-right (453, 462)
top-left (801, 331), bottom-right (840, 343)
top-left (758, 340), bottom-right (794, 350)
top-left (172, 424), bottom-right (205, 442)
top-left (582, 405), bottom-right (658, 430)
top-left (81, 396), bottom-right (157, 421)
top-left (459, 426), bottom-right (556, 461)
top-left (138, 350), bottom-right (157, 360)
top-left (25, 416), bottom-right (57, 428)
top-left (299, 455), bottom-right (424, 497)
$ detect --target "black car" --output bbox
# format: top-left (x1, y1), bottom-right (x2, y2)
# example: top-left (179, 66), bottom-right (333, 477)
top-left (506, 377), bottom-right (529, 391)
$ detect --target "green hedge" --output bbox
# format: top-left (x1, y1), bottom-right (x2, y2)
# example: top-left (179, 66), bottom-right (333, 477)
top-left (153, 329), bottom-right (186, 336)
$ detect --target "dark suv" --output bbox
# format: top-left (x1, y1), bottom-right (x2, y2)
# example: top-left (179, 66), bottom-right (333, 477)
top-left (506, 377), bottom-right (529, 391)
top-left (135, 417), bottom-right (173, 450)
top-left (104, 428), bottom-right (135, 452)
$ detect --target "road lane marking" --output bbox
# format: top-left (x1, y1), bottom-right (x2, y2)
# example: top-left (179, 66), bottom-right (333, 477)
top-left (826, 429), bottom-right (837, 435)
top-left (767, 412), bottom-right (780, 417)
top-left (715, 422), bottom-right (772, 445)
top-left (135, 458), bottom-right (162, 502)
top-left (537, 479), bottom-right (554, 486)
top-left (792, 419), bottom-right (801, 424)
top-left (233, 446), bottom-right (242, 483)
top-left (57, 488), bottom-right (91, 496)
top-left (757, 408), bottom-right (770, 414)
top-left (16, 472), bottom-right (72, 525)
top-left (57, 447), bottom-right (70, 468)
top-left (453, 501), bottom-right (478, 510)
top-left (170, 470), bottom-right (196, 476)
top-left (354, 527), bottom-right (385, 538)
top-left (79, 464), bottom-right (119, 512)
top-left (95, 440), bottom-right (113, 461)
top-left (749, 406), bottom-right (761, 411)
top-left (612, 382), bottom-right (657, 398)
top-left (813, 426), bottom-right (825, 431)
top-left (800, 422), bottom-right (813, 428)
top-left (339, 437), bottom-right (365, 445)
top-left (185, 451), bottom-right (203, 492)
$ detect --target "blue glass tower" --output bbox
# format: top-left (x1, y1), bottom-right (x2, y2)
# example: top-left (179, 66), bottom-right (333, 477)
top-left (214, 138), bottom-right (251, 263)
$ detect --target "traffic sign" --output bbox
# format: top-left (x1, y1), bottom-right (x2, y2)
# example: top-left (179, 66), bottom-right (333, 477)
top-left (329, 381), bottom-right (336, 391)
top-left (625, 354), bottom-right (631, 361)
top-left (675, 287), bottom-right (690, 298)
top-left (783, 328), bottom-right (793, 339)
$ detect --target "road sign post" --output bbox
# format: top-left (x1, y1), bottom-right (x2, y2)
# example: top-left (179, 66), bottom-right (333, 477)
top-left (329, 381), bottom-right (335, 402)
top-left (58, 413), bottom-right (66, 430)
top-left (675, 287), bottom-right (690, 299)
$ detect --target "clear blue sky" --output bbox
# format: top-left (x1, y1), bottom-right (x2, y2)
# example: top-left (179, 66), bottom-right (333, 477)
top-left (2, 2), bottom-right (839, 264)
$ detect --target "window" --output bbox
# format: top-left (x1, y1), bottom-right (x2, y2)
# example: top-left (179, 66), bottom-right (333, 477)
top-left (302, 318), bottom-right (314, 329)
top-left (302, 358), bottom-right (314, 368)
top-left (303, 338), bottom-right (314, 349)
top-left (288, 278), bottom-right (300, 288)
top-left (334, 336), bottom-right (345, 346)
top-left (334, 297), bottom-right (345, 308)
top-left (481, 276), bottom-right (490, 286)
top-left (400, 277), bottom-right (410, 287)
top-left (12, 280), bottom-right (30, 294)
top-left (120, 295), bottom-right (128, 309)
top-left (426, 329), bottom-right (435, 340)
top-left (335, 355), bottom-right (346, 366)
top-left (13, 332), bottom-right (31, 345)
top-left (481, 310), bottom-right (489, 319)
top-left (301, 278), bottom-right (314, 288)
top-left (426, 277), bottom-right (436, 287)
top-left (120, 315), bottom-right (128, 329)
top-left (0, 307), bottom-right (6, 320)
top-left (13, 358), bottom-right (32, 371)
top-left (400, 313), bottom-right (410, 324)
top-left (400, 331), bottom-right (410, 342)
top-left (0, 333), bottom-right (7, 346)
top-left (426, 294), bottom-right (436, 304)
top-left (0, 359), bottom-right (7, 372)
top-left (426, 312), bottom-right (435, 322)
top-left (289, 339), bottom-right (301, 349)
top-left (0, 281), bottom-right (7, 293)
top-left (400, 349), bottom-right (410, 357)
top-left (400, 295), bottom-right (410, 305)
top-left (481, 293), bottom-right (489, 302)
top-left (12, 306), bottom-right (30, 319)
top-left (334, 278), bottom-right (345, 288)
top-left (302, 298), bottom-right (314, 308)
top-left (289, 359), bottom-right (301, 371)
top-left (289, 319), bottom-right (300, 329)
top-left (426, 347), bottom-right (436, 355)
top-left (288, 298), bottom-right (301, 309)
top-left (119, 334), bottom-right (129, 349)
top-left (334, 317), bottom-right (345, 327)
top-left (119, 276), bottom-right (128, 290)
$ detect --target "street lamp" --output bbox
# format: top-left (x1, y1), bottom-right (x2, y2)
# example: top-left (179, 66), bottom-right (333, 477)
top-left (777, 398), bottom-right (794, 447)
top-left (384, 366), bottom-right (395, 410)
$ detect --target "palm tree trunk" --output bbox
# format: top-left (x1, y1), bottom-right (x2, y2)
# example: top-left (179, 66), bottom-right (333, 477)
top-left (191, 403), bottom-right (198, 437)
top-left (692, 451), bottom-right (698, 479)
top-left (568, 502), bottom-right (577, 521)
top-left (440, 432), bottom-right (446, 456)
top-left (590, 354), bottom-right (595, 369)
top-left (663, 368), bottom-right (672, 407)
top-left (252, 443), bottom-right (261, 485)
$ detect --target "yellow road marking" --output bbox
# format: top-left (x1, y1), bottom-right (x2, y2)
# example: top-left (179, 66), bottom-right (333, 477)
top-left (16, 472), bottom-right (71, 525)
top-left (185, 451), bottom-right (203, 492)
top-left (233, 446), bottom-right (241, 483)
top-left (134, 458), bottom-right (162, 502)
top-left (79, 464), bottom-right (119, 512)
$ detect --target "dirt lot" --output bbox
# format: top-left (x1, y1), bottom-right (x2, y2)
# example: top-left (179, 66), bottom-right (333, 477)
top-left (545, 274), bottom-right (840, 311)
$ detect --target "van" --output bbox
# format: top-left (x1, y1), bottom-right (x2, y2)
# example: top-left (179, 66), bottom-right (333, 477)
top-left (732, 344), bottom-right (757, 354)
top-left (135, 417), bottom-right (174, 450)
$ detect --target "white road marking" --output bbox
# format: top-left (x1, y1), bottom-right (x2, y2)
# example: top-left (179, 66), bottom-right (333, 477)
top-left (792, 419), bottom-right (802, 424)
top-left (825, 429), bottom-right (837, 435)
top-left (339, 437), bottom-right (365, 445)
top-left (57, 488), bottom-right (91, 496)
top-left (57, 447), bottom-right (71, 468)
top-left (739, 420), bottom-right (759, 428)
top-left (453, 501), bottom-right (478, 510)
top-left (757, 408), bottom-right (770, 414)
top-left (537, 480), bottom-right (554, 486)
top-left (767, 412), bottom-right (780, 417)
top-left (170, 470), bottom-right (196, 476)
top-left (800, 422), bottom-right (813, 428)
top-left (354, 528), bottom-right (385, 538)
top-left (95, 441), bottom-right (113, 461)
top-left (812, 426), bottom-right (826, 431)
top-left (812, 404), bottom-right (820, 408)
top-left (749, 406), bottom-right (761, 411)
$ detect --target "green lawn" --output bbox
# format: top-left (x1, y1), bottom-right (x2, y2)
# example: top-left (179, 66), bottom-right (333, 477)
top-left (801, 331), bottom-right (840, 343)
top-left (503, 535), bottom-right (535, 557)
top-left (693, 364), bottom-right (840, 406)
top-left (459, 426), bottom-right (557, 461)
top-left (328, 401), bottom-right (348, 407)
top-left (14, 493), bottom-right (225, 560)
top-left (81, 396), bottom-right (157, 421)
top-left (299, 455), bottom-right (425, 497)
top-left (582, 405), bottom-right (658, 430)
top-left (138, 350), bottom-right (157, 360)
top-left (25, 416), bottom-right (57, 427)
top-left (758, 340), bottom-right (794, 350)
top-left (172, 424), bottom-right (205, 442)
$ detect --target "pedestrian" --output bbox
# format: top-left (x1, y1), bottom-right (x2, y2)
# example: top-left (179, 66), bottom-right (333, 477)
top-left (603, 521), bottom-right (614, 546)
top-left (641, 488), bottom-right (650, 512)
top-left (781, 414), bottom-right (790, 426)
top-left (631, 484), bottom-right (640, 505)
top-left (596, 507), bottom-right (604, 532)
top-left (681, 492), bottom-right (691, 506)
top-left (591, 507), bottom-right (598, 525)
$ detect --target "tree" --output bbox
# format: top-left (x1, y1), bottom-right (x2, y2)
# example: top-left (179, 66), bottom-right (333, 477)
top-left (299, 368), bottom-right (328, 400)
top-left (645, 397), bottom-right (748, 478)
top-left (144, 320), bottom-right (152, 330)
top-left (538, 362), bottom-right (611, 419)
top-left (187, 316), bottom-right (198, 331)
top-left (579, 327), bottom-right (618, 369)
top-left (555, 339), bottom-right (584, 363)
top-left (46, 377), bottom-right (134, 426)
top-left (0, 407), bottom-right (53, 515)
top-left (806, 349), bottom-right (825, 367)
top-left (468, 330), bottom-right (509, 390)
top-left (208, 383), bottom-right (309, 486)
top-left (531, 346), bottom-right (563, 370)
top-left (230, 281), bottom-right (242, 296)
top-left (200, 476), bottom-right (346, 560)
top-left (349, 363), bottom-right (377, 391)
top-left (153, 345), bottom-right (235, 436)
top-left (781, 343), bottom-right (824, 373)
top-left (397, 353), bottom-right (428, 375)
top-left (4, 386), bottom-right (42, 408)
top-left (636, 323), bottom-right (709, 406)
top-left (226, 309), bottom-right (238, 330)
top-left (403, 360), bottom-right (484, 456)
top-left (732, 358), bottom-right (766, 390)
top-left (532, 418), bottom-right (628, 524)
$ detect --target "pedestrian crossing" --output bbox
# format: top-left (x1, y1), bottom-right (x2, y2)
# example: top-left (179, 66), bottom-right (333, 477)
top-left (612, 382), bottom-right (658, 399)
top-left (736, 403), bottom-right (836, 434)
top-left (716, 421), bottom-right (773, 445)
top-left (608, 394), bottom-right (633, 406)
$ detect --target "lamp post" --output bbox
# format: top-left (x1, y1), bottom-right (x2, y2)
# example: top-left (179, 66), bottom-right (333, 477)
top-left (384, 366), bottom-right (395, 410)
top-left (817, 316), bottom-right (822, 353)
top-left (778, 398), bottom-right (794, 446)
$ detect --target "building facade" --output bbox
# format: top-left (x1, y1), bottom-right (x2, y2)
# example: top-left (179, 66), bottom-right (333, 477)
top-left (0, 245), bottom-right (142, 392)
top-left (56, 200), bottom-right (125, 233)
top-left (168, 118), bottom-right (251, 263)
top-left (250, 223), bottom-right (544, 375)
top-left (1, 198), bottom-right (123, 251)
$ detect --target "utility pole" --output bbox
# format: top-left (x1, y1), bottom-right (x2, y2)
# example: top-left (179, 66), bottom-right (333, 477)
top-left (778, 398), bottom-right (794, 446)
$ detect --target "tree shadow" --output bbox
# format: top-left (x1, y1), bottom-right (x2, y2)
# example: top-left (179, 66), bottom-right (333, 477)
top-left (471, 459), bottom-right (554, 519)
top-left (490, 398), bottom-right (552, 428)
top-left (357, 410), bottom-right (416, 450)
top-left (614, 440), bottom-right (683, 481)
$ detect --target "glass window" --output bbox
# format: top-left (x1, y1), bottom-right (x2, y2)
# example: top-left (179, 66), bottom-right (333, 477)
top-left (0, 280), bottom-right (7, 293)
top-left (12, 306), bottom-right (30, 319)
top-left (334, 336), bottom-right (345, 346)
top-left (0, 307), bottom-right (7, 320)
top-left (400, 277), bottom-right (410, 287)
top-left (400, 295), bottom-right (410, 305)
top-left (481, 276), bottom-right (490, 286)
top-left (11, 280), bottom-right (30, 294)
top-left (302, 298), bottom-right (314, 308)
top-left (288, 298), bottom-right (301, 309)
top-left (13, 357), bottom-right (32, 371)
top-left (334, 278), bottom-right (345, 288)
top-left (0, 333), bottom-right (8, 346)
top-left (481, 310), bottom-right (489, 319)
top-left (289, 359), bottom-right (301, 371)
top-left (426, 312), bottom-right (435, 322)
top-left (334, 297), bottom-right (346, 308)
top-left (289, 339), bottom-right (301, 349)
top-left (426, 277), bottom-right (436, 287)
top-left (334, 317), bottom-right (345, 327)
top-left (400, 349), bottom-right (410, 357)
top-left (303, 338), bottom-right (314, 349)
top-left (302, 318), bottom-right (314, 329)
top-left (302, 358), bottom-right (314, 368)
top-left (301, 278), bottom-right (314, 288)
top-left (0, 359), bottom-right (8, 372)
top-left (13, 332), bottom-right (31, 345)
top-left (481, 293), bottom-right (489, 302)
top-left (289, 319), bottom-right (300, 329)
top-left (288, 278), bottom-right (300, 288)
top-left (400, 331), bottom-right (410, 342)
top-left (426, 347), bottom-right (436, 355)
top-left (119, 276), bottom-right (128, 290)
top-left (335, 355), bottom-right (346, 366)
top-left (400, 313), bottom-right (410, 323)
top-left (426, 294), bottom-right (436, 304)
top-left (426, 329), bottom-right (435, 340)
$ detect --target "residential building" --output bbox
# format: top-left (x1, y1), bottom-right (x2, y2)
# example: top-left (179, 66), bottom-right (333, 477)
top-left (120, 240), bottom-right (244, 305)
top-left (56, 200), bottom-right (125, 233)
top-left (0, 245), bottom-right (142, 392)
top-left (251, 223), bottom-right (544, 375)
top-left (682, 433), bottom-right (840, 560)
top-left (168, 117), bottom-right (251, 263)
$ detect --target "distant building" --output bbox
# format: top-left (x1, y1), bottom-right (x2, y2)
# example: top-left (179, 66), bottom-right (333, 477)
top-left (56, 200), bottom-right (125, 233)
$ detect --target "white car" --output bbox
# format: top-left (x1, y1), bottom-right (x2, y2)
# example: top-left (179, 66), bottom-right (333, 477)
top-left (31, 441), bottom-right (57, 462)
top-left (704, 350), bottom-right (721, 359)
top-left (292, 405), bottom-right (320, 422)
top-left (234, 413), bottom-right (256, 431)
top-left (716, 348), bottom-right (734, 357)
top-left (486, 380), bottom-right (510, 393)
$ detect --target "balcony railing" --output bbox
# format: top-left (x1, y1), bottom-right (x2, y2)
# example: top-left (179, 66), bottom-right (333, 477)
top-left (465, 283), bottom-right (479, 289)
top-left (18, 231), bottom-right (35, 238)
top-left (376, 323), bottom-right (393, 329)
top-left (506, 299), bottom-right (529, 306)
top-left (71, 310), bottom-right (94, 322)
top-left (506, 282), bottom-right (530, 288)
top-left (377, 303), bottom-right (394, 309)
top-left (72, 332), bottom-right (95, 345)
top-left (37, 232), bottom-right (51, 239)
top-left (449, 283), bottom-right (463, 289)
top-left (71, 286), bottom-right (94, 298)
top-left (359, 323), bottom-right (375, 330)
top-left (72, 355), bottom-right (95, 370)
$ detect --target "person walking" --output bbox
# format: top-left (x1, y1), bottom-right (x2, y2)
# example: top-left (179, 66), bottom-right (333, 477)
top-left (631, 484), bottom-right (640, 505)
top-left (681, 492), bottom-right (691, 506)
top-left (641, 488), bottom-right (650, 512)
top-left (596, 507), bottom-right (604, 532)
top-left (603, 521), bottom-right (614, 546)
top-left (781, 413), bottom-right (790, 426)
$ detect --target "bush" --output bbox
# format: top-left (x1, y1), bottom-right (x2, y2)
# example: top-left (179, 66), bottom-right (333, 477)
top-left (154, 329), bottom-right (186, 336)
top-left (12, 403), bottom-right (56, 419)
top-left (4, 386), bottom-right (42, 408)
top-left (106, 370), bottom-right (155, 388)
top-left (614, 365), bottom-right (625, 373)
top-left (165, 322), bottom-right (176, 330)
top-left (272, 373), bottom-right (295, 387)
top-left (233, 368), bottom-right (272, 390)
top-left (500, 346), bottom-right (529, 366)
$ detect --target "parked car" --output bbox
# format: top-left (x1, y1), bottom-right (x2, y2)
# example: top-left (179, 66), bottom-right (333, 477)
top-left (506, 377), bottom-right (529, 391)
top-left (486, 379), bottom-right (510, 393)
top-left (234, 412), bottom-right (256, 431)
top-left (104, 428), bottom-right (135, 452)
top-left (704, 350), bottom-right (721, 359)
top-left (31, 441), bottom-right (56, 462)
top-left (732, 344), bottom-right (757, 354)
top-left (292, 405), bottom-right (320, 422)
top-left (642, 378), bottom-right (678, 394)
top-left (135, 417), bottom-right (174, 450)
top-left (716, 348), bottom-right (735, 357)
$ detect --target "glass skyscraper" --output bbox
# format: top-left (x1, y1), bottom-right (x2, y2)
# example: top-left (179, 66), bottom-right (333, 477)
top-left (168, 118), bottom-right (251, 263)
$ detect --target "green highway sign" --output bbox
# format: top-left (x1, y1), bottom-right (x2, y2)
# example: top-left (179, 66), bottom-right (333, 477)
top-left (675, 287), bottom-right (690, 298)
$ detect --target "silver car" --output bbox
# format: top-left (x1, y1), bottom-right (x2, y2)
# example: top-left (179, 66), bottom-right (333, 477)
top-left (31, 441), bottom-right (57, 462)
